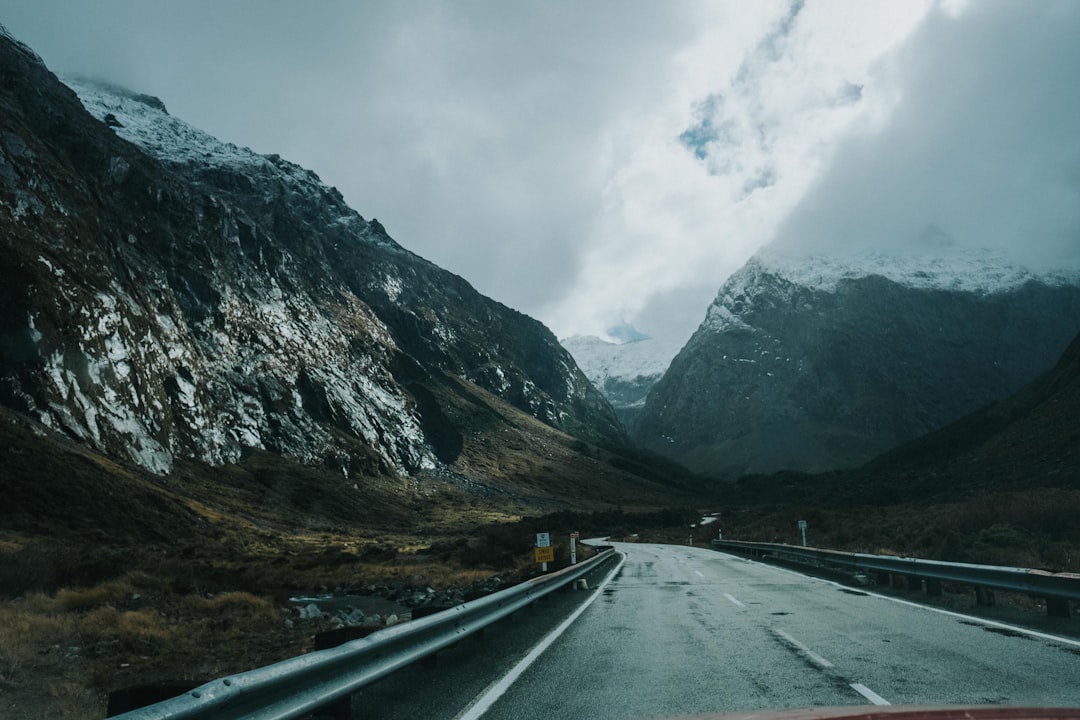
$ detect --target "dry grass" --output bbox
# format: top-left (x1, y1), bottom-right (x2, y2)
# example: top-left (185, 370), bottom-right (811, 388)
top-left (0, 577), bottom-right (309, 719)
top-left (52, 579), bottom-right (137, 612)
top-left (0, 405), bottom-right (701, 718)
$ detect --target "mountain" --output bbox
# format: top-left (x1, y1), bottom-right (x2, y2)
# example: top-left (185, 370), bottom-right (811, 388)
top-left (633, 245), bottom-right (1080, 478)
top-left (720, 326), bottom-right (1080, 570)
top-left (0, 28), bottom-right (660, 506)
top-left (840, 326), bottom-right (1080, 500)
top-left (561, 332), bottom-right (675, 431)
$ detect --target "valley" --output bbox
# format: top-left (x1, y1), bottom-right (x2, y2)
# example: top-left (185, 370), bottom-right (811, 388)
top-left (1, 22), bottom-right (1078, 720)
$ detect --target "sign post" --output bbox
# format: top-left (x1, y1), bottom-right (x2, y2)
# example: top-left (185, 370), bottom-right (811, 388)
top-left (798, 519), bottom-right (808, 547)
top-left (535, 532), bottom-right (552, 572)
top-left (570, 531), bottom-right (579, 564)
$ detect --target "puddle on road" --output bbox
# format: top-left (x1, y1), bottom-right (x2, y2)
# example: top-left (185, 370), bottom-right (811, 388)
top-left (959, 620), bottom-right (1031, 639)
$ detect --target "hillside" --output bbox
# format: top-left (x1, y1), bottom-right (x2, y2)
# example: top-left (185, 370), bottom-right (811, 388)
top-left (836, 328), bottom-right (1080, 502)
top-left (634, 245), bottom-right (1080, 478)
top-left (722, 329), bottom-right (1080, 571)
top-left (0, 27), bottom-right (705, 510)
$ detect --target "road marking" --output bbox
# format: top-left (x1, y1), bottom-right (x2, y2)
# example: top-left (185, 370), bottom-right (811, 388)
top-left (850, 683), bottom-right (890, 705)
top-left (694, 570), bottom-right (705, 578)
top-left (723, 592), bottom-right (746, 608)
top-left (773, 629), bottom-right (834, 668)
top-left (453, 553), bottom-right (627, 720)
top-left (732, 554), bottom-right (1080, 649)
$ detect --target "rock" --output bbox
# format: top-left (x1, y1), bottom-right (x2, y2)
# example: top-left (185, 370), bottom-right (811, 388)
top-left (298, 603), bottom-right (323, 621)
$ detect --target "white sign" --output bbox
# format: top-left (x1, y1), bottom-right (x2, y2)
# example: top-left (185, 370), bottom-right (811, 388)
top-left (798, 520), bottom-right (807, 530)
top-left (536, 532), bottom-right (551, 548)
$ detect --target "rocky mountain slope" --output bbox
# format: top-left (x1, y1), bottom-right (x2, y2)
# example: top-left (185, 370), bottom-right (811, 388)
top-left (0, 28), bottom-right (639, 495)
top-left (633, 245), bottom-right (1080, 478)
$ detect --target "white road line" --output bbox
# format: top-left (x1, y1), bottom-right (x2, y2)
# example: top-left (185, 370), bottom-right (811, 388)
top-left (453, 553), bottom-right (626, 720)
top-left (723, 592), bottom-right (746, 608)
top-left (694, 570), bottom-right (705, 578)
top-left (732, 554), bottom-right (1080, 649)
top-left (773, 629), bottom-right (835, 668)
top-left (850, 682), bottom-right (890, 706)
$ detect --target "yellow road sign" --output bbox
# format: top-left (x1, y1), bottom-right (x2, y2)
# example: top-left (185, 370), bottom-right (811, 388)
top-left (534, 546), bottom-right (554, 563)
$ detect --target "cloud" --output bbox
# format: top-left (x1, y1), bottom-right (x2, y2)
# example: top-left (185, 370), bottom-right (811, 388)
top-left (771, 1), bottom-right (1080, 269)
top-left (546, 0), bottom-right (933, 341)
top-left (14, 1), bottom-right (1069, 351)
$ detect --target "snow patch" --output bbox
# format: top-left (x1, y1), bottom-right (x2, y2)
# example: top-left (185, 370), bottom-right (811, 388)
top-left (754, 245), bottom-right (1080, 295)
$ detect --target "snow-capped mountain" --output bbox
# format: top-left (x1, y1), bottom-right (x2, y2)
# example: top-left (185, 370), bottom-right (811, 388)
top-left (633, 245), bottom-right (1080, 478)
top-left (560, 332), bottom-right (676, 431)
top-left (0, 31), bottom-right (625, 479)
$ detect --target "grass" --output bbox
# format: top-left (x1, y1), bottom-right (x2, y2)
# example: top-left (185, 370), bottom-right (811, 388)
top-left (0, 459), bottom-right (682, 720)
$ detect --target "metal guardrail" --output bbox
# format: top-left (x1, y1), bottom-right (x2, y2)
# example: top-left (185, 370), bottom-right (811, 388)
top-left (711, 539), bottom-right (1080, 616)
top-left (111, 548), bottom-right (616, 719)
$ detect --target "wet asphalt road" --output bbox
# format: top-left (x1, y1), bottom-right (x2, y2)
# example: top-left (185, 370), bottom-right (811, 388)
top-left (349, 542), bottom-right (1080, 720)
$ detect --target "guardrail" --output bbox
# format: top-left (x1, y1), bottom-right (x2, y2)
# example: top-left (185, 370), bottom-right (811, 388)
top-left (711, 539), bottom-right (1080, 618)
top-left (111, 548), bottom-right (616, 719)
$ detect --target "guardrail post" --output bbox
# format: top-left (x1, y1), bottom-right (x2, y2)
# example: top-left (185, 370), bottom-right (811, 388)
top-left (975, 586), bottom-right (996, 607)
top-left (1046, 597), bottom-right (1071, 618)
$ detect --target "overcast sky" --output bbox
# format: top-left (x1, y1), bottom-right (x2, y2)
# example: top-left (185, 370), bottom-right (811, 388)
top-left (3, 1), bottom-right (1078, 347)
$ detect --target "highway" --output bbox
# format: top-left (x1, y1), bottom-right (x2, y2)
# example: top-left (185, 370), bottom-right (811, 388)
top-left (350, 542), bottom-right (1080, 719)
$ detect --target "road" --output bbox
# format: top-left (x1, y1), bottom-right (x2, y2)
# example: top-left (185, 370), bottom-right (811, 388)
top-left (350, 542), bottom-right (1080, 719)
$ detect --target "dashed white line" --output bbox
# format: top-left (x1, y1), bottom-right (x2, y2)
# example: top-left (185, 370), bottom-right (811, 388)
top-left (694, 570), bottom-right (705, 578)
top-left (850, 682), bottom-right (890, 705)
top-left (723, 592), bottom-right (746, 608)
top-left (773, 629), bottom-right (834, 668)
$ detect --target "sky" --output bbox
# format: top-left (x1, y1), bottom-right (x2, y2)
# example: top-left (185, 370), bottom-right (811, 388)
top-left (2, 1), bottom-right (1078, 351)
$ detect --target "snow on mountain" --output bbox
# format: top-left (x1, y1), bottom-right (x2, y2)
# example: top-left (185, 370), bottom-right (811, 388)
top-left (561, 329), bottom-right (687, 430)
top-left (705, 244), bottom-right (1080, 334)
top-left (68, 76), bottom-right (258, 170)
top-left (636, 242), bottom-right (1080, 477)
top-left (768, 242), bottom-right (1073, 294)
top-left (66, 76), bottom-right (399, 251)
top-left (562, 334), bottom-right (671, 390)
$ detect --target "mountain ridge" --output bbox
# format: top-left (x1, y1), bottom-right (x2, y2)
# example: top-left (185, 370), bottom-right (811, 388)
top-left (0, 31), bottom-right (644, 497)
top-left (633, 246), bottom-right (1080, 478)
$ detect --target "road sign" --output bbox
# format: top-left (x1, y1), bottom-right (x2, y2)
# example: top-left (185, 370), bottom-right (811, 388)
top-left (534, 546), bottom-right (554, 563)
top-left (535, 532), bottom-right (551, 548)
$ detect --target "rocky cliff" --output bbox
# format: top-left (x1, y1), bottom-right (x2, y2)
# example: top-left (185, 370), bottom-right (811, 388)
top-left (0, 28), bottom-right (624, 480)
top-left (633, 247), bottom-right (1080, 478)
